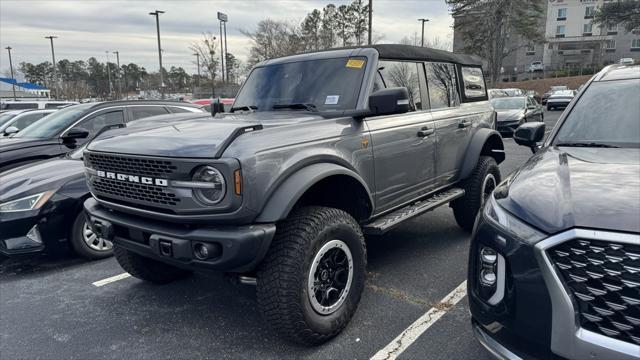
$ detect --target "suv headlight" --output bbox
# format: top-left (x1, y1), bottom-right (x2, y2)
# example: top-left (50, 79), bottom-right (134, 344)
top-left (0, 191), bottom-right (55, 213)
top-left (192, 166), bottom-right (226, 205)
top-left (484, 195), bottom-right (545, 243)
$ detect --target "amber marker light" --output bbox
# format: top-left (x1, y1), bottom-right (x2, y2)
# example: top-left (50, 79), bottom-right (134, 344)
top-left (234, 170), bottom-right (242, 195)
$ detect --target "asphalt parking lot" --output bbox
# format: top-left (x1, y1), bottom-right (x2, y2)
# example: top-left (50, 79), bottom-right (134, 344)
top-left (0, 110), bottom-right (563, 359)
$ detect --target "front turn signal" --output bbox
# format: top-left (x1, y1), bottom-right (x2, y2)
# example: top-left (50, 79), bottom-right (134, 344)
top-left (234, 170), bottom-right (242, 195)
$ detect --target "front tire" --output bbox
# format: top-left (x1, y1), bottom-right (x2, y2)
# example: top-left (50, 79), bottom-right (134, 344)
top-left (452, 156), bottom-right (500, 232)
top-left (257, 206), bottom-right (366, 345)
top-left (113, 246), bottom-right (191, 284)
top-left (69, 211), bottom-right (113, 259)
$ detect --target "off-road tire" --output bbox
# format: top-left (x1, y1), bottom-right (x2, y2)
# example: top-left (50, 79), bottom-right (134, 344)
top-left (69, 211), bottom-right (113, 260)
top-left (452, 156), bottom-right (500, 232)
top-left (257, 206), bottom-right (366, 345)
top-left (113, 246), bottom-right (191, 284)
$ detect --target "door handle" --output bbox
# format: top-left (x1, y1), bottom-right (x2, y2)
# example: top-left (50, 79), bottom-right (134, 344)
top-left (417, 127), bottom-right (435, 138)
top-left (458, 121), bottom-right (472, 128)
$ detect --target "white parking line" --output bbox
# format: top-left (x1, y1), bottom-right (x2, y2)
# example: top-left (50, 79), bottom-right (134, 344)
top-left (92, 273), bottom-right (131, 287)
top-left (371, 281), bottom-right (467, 360)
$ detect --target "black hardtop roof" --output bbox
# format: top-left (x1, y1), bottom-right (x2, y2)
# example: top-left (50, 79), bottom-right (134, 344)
top-left (87, 99), bottom-right (200, 109)
top-left (369, 44), bottom-right (482, 66)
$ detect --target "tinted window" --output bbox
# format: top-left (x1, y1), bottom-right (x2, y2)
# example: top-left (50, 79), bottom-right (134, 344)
top-left (425, 62), bottom-right (460, 109)
top-left (5, 103), bottom-right (38, 110)
top-left (461, 66), bottom-right (486, 98)
top-left (233, 57), bottom-right (367, 112)
top-left (554, 79), bottom-right (640, 147)
top-left (12, 113), bottom-right (46, 130)
top-left (79, 110), bottom-right (124, 137)
top-left (129, 106), bottom-right (169, 121)
top-left (14, 103), bottom-right (93, 138)
top-left (376, 60), bottom-right (424, 111)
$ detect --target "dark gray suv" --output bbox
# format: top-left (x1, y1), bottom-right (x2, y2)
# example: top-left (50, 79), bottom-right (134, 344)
top-left (83, 45), bottom-right (505, 344)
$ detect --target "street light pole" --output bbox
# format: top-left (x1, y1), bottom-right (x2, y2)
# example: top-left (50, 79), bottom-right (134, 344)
top-left (219, 19), bottom-right (225, 84)
top-left (210, 49), bottom-right (216, 97)
top-left (368, 0), bottom-right (372, 45)
top-left (193, 52), bottom-right (200, 93)
top-left (105, 51), bottom-right (113, 99)
top-left (5, 46), bottom-right (16, 100)
top-left (113, 51), bottom-right (121, 99)
top-left (418, 18), bottom-right (429, 47)
top-left (149, 10), bottom-right (165, 99)
top-left (45, 36), bottom-right (58, 98)
top-left (223, 21), bottom-right (229, 83)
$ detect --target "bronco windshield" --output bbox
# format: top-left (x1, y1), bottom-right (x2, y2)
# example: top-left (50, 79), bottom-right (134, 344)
top-left (13, 103), bottom-right (93, 139)
top-left (554, 79), bottom-right (640, 148)
top-left (232, 57), bottom-right (367, 113)
top-left (490, 97), bottom-right (525, 110)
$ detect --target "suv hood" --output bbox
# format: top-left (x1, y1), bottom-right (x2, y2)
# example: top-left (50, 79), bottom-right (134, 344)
top-left (87, 112), bottom-right (322, 158)
top-left (0, 158), bottom-right (84, 202)
top-left (496, 146), bottom-right (640, 234)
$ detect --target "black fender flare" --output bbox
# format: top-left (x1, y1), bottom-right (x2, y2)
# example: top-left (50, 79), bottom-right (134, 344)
top-left (459, 128), bottom-right (504, 180)
top-left (255, 163), bottom-right (374, 223)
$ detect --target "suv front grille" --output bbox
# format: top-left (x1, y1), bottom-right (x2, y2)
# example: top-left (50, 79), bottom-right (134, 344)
top-left (549, 238), bottom-right (640, 345)
top-left (87, 153), bottom-right (177, 177)
top-left (92, 178), bottom-right (180, 206)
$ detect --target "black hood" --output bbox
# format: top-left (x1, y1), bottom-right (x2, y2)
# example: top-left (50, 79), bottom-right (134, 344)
top-left (0, 158), bottom-right (84, 202)
top-left (496, 146), bottom-right (640, 234)
top-left (0, 137), bottom-right (58, 152)
top-left (87, 112), bottom-right (322, 158)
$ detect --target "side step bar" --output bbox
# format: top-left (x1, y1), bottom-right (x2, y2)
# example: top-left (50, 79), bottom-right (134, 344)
top-left (363, 187), bottom-right (465, 235)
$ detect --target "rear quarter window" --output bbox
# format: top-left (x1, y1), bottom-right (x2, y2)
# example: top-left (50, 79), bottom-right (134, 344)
top-left (461, 66), bottom-right (487, 99)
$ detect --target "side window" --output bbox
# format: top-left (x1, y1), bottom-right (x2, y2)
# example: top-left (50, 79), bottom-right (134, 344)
top-left (461, 66), bottom-right (486, 99)
top-left (129, 106), bottom-right (169, 121)
top-left (13, 113), bottom-right (46, 129)
top-left (79, 110), bottom-right (124, 136)
top-left (376, 60), bottom-right (423, 111)
top-left (424, 62), bottom-right (460, 109)
top-left (167, 106), bottom-right (191, 114)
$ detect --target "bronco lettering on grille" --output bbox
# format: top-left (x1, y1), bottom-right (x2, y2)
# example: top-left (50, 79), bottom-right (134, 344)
top-left (96, 170), bottom-right (168, 187)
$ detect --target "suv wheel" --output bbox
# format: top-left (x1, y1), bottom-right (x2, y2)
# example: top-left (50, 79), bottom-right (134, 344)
top-left (257, 206), bottom-right (366, 345)
top-left (452, 156), bottom-right (500, 231)
top-left (113, 246), bottom-right (191, 284)
top-left (69, 211), bottom-right (113, 259)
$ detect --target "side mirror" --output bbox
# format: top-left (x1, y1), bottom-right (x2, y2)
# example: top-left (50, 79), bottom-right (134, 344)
top-left (514, 122), bottom-right (545, 153)
top-left (62, 127), bottom-right (89, 141)
top-left (368, 87), bottom-right (411, 116)
top-left (211, 101), bottom-right (225, 116)
top-left (3, 126), bottom-right (19, 136)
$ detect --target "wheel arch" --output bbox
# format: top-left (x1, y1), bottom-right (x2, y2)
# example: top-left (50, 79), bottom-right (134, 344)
top-left (255, 163), bottom-right (374, 223)
top-left (459, 128), bottom-right (505, 180)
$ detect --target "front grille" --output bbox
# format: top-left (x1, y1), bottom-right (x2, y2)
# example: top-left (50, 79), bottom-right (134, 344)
top-left (549, 238), bottom-right (640, 345)
top-left (86, 153), bottom-right (177, 177)
top-left (93, 178), bottom-right (180, 206)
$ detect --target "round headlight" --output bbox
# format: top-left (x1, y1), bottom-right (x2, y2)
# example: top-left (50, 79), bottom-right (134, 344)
top-left (192, 166), bottom-right (226, 205)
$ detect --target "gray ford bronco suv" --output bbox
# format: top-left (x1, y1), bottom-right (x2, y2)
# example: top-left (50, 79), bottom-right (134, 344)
top-left (84, 44), bottom-right (504, 345)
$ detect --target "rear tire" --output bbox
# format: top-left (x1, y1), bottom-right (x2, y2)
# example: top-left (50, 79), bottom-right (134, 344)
top-left (452, 156), bottom-right (500, 232)
top-left (113, 246), bottom-right (191, 284)
top-left (69, 211), bottom-right (113, 259)
top-left (257, 206), bottom-right (366, 345)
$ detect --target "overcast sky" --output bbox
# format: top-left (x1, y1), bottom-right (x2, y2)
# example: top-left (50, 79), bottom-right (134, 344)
top-left (0, 0), bottom-right (453, 77)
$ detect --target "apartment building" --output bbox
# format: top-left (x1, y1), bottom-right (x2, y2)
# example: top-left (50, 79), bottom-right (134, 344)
top-left (544, 0), bottom-right (640, 70)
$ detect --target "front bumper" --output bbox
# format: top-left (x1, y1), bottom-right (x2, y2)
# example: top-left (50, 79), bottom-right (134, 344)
top-left (84, 197), bottom-right (276, 273)
top-left (469, 215), bottom-right (640, 359)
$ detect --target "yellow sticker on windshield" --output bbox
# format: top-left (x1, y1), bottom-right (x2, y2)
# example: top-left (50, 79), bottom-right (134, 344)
top-left (346, 59), bottom-right (365, 69)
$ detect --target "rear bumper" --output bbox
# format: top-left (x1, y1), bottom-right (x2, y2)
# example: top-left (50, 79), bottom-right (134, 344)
top-left (84, 197), bottom-right (276, 273)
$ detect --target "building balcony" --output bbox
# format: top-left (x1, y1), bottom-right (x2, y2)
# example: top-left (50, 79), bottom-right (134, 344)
top-left (547, 34), bottom-right (614, 43)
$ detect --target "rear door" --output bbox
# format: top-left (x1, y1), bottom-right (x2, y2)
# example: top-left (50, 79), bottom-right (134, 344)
top-left (365, 60), bottom-right (437, 214)
top-left (62, 107), bottom-right (126, 148)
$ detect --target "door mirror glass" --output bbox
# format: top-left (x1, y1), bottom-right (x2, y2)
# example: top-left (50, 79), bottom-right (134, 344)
top-left (368, 87), bottom-right (411, 116)
top-left (62, 127), bottom-right (90, 140)
top-left (3, 126), bottom-right (19, 136)
top-left (514, 122), bottom-right (545, 153)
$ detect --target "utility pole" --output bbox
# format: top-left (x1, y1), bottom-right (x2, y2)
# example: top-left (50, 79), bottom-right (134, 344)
top-left (224, 20), bottom-right (229, 83)
top-left (210, 49), bottom-right (216, 97)
top-left (368, 0), bottom-right (372, 45)
top-left (113, 51), bottom-right (121, 99)
top-left (418, 18), bottom-right (429, 47)
top-left (105, 51), bottom-right (113, 99)
top-left (217, 12), bottom-right (228, 85)
top-left (219, 19), bottom-right (225, 83)
top-left (149, 10), bottom-right (165, 99)
top-left (193, 52), bottom-right (200, 94)
top-left (45, 36), bottom-right (58, 98)
top-left (5, 46), bottom-right (16, 100)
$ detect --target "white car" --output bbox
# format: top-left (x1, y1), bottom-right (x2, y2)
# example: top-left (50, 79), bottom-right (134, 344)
top-left (619, 58), bottom-right (634, 65)
top-left (0, 100), bottom-right (78, 111)
top-left (528, 61), bottom-right (544, 72)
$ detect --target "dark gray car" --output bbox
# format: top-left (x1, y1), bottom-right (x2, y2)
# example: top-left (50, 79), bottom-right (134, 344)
top-left (491, 96), bottom-right (544, 135)
top-left (83, 45), bottom-right (505, 345)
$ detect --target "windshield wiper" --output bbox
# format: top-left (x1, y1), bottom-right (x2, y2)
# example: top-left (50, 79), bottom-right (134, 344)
top-left (272, 103), bottom-right (318, 112)
top-left (556, 142), bottom-right (619, 148)
top-left (230, 105), bottom-right (257, 113)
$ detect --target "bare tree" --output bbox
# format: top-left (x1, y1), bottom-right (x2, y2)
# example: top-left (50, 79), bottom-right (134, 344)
top-left (241, 19), bottom-right (305, 69)
top-left (189, 32), bottom-right (220, 96)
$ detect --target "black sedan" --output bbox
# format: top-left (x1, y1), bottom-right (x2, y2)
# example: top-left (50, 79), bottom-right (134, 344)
top-left (0, 112), bottom-right (213, 259)
top-left (490, 96), bottom-right (543, 136)
top-left (0, 100), bottom-right (204, 172)
top-left (468, 65), bottom-right (639, 359)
